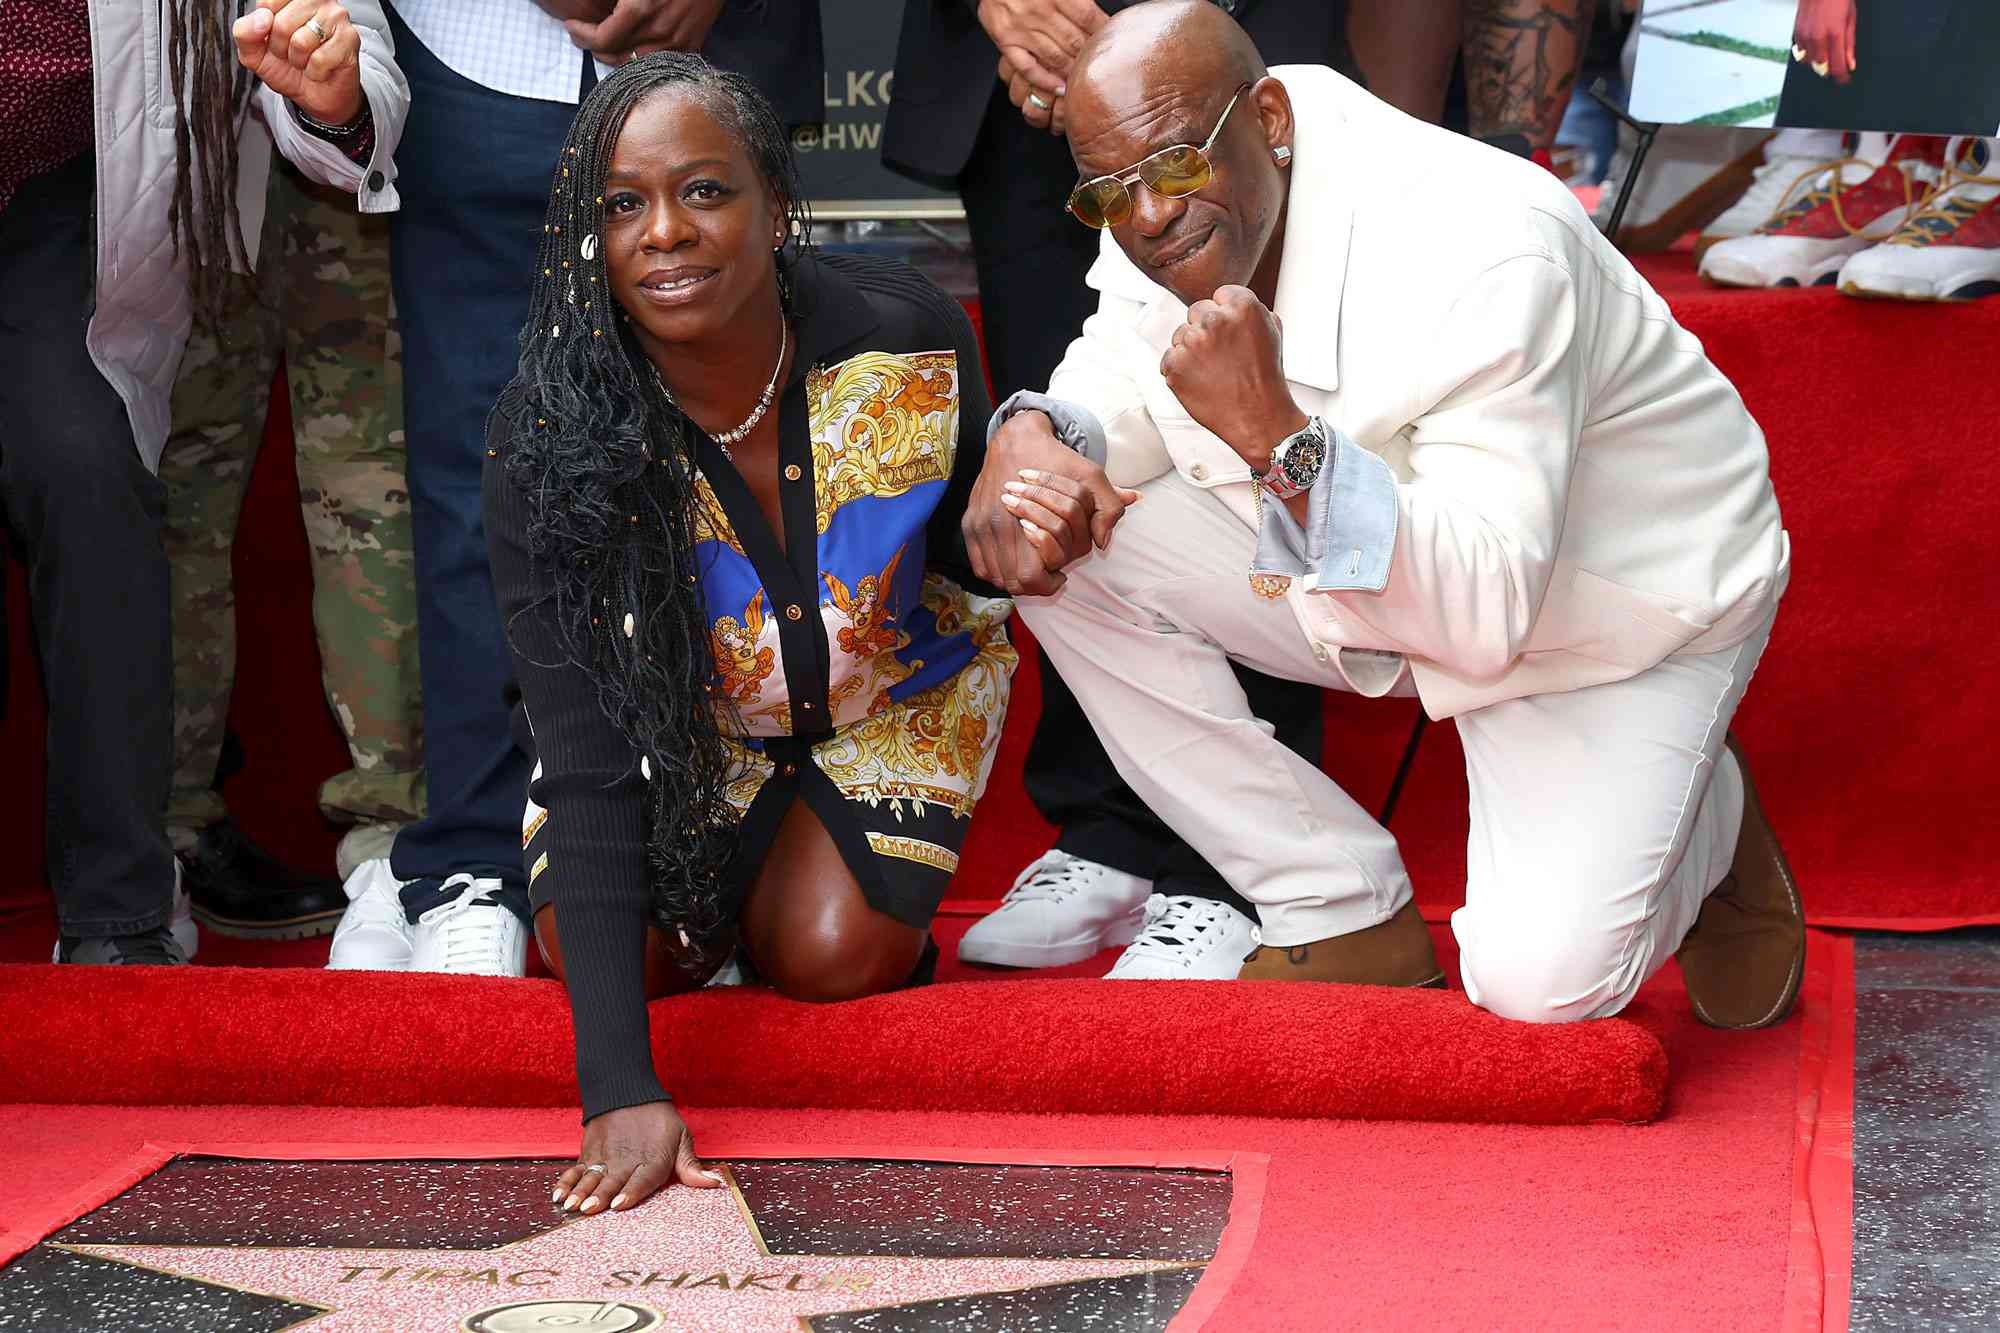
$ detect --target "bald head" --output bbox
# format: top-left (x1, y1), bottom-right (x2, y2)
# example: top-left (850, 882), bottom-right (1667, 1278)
top-left (1062, 0), bottom-right (1293, 308)
top-left (1071, 0), bottom-right (1268, 109)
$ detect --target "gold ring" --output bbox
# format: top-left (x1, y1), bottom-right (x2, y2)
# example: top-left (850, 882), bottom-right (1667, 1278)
top-left (304, 16), bottom-right (329, 41)
top-left (581, 1163), bottom-right (608, 1174)
top-left (1027, 93), bottom-right (1051, 111)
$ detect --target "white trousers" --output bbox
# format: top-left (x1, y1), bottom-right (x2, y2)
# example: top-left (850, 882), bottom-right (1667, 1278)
top-left (1018, 472), bottom-right (1775, 1022)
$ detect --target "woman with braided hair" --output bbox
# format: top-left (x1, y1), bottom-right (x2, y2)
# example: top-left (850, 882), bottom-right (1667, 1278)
top-left (482, 53), bottom-right (1024, 1215)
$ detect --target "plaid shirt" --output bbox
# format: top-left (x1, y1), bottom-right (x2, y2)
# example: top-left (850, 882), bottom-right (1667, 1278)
top-left (393, 0), bottom-right (610, 104)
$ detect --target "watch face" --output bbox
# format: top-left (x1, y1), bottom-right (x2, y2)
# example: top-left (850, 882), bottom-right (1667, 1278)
top-left (1280, 431), bottom-right (1326, 489)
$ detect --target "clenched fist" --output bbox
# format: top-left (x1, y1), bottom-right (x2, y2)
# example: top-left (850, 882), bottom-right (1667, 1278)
top-left (1158, 285), bottom-right (1306, 474)
top-left (232, 1), bottom-right (365, 128)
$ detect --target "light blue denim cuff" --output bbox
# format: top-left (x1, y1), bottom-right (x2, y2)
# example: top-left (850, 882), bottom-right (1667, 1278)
top-left (988, 391), bottom-right (1109, 468)
top-left (1250, 430), bottom-right (1398, 594)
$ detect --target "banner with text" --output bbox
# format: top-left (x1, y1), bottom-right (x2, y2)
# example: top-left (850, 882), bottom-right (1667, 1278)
top-left (797, 4), bottom-right (962, 218)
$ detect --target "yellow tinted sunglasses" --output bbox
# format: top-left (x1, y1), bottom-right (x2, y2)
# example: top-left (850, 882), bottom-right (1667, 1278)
top-left (1066, 83), bottom-right (1252, 229)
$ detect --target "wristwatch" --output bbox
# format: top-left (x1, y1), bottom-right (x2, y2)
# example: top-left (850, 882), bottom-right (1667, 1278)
top-left (1259, 415), bottom-right (1329, 501)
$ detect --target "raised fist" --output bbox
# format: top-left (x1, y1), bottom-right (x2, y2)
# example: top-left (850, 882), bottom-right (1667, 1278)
top-left (232, 1), bottom-right (365, 128)
top-left (1158, 285), bottom-right (1306, 474)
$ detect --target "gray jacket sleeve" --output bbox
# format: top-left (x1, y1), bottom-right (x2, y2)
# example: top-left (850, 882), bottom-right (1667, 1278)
top-left (987, 390), bottom-right (1110, 468)
top-left (256, 0), bottom-right (408, 214)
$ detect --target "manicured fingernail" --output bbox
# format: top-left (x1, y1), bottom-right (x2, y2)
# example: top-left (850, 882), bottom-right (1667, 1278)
top-left (561, 1195), bottom-right (578, 1212)
top-left (1019, 468), bottom-right (1046, 483)
top-left (1003, 481), bottom-right (1028, 494)
top-left (1019, 520), bottom-right (1039, 536)
top-left (610, 1194), bottom-right (627, 1210)
top-left (702, 1171), bottom-right (724, 1185)
top-left (580, 1197), bottom-right (603, 1214)
top-left (1000, 493), bottom-right (1022, 509)
top-left (552, 1188), bottom-right (564, 1203)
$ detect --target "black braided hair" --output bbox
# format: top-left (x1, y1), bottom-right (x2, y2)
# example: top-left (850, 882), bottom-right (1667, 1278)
top-left (496, 52), bottom-right (814, 956)
top-left (167, 0), bottom-right (257, 332)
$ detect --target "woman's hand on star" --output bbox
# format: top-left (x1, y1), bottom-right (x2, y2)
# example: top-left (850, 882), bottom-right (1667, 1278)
top-left (556, 1100), bottom-right (722, 1215)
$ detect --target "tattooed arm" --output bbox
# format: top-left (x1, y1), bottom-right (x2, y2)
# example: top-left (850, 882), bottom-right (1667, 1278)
top-left (1461, 0), bottom-right (1593, 155)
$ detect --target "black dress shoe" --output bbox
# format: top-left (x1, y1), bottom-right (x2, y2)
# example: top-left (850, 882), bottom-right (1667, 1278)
top-left (180, 818), bottom-right (346, 940)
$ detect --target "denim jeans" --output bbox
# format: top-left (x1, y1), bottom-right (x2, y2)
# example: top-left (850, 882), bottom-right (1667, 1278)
top-left (384, 9), bottom-right (583, 893)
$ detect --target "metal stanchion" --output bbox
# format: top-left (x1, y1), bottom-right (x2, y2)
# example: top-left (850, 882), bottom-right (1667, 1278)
top-left (1377, 710), bottom-right (1429, 827)
top-left (1589, 79), bottom-right (1664, 248)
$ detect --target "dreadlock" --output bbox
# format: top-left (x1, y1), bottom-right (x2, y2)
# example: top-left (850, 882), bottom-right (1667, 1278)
top-left (168, 0), bottom-right (257, 332)
top-left (497, 52), bottom-right (815, 958)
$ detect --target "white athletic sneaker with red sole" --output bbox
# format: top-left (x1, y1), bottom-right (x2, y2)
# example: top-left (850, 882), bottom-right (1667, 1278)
top-left (1840, 138), bottom-right (2000, 301)
top-left (1695, 128), bottom-right (1848, 257)
top-left (1701, 134), bottom-right (1947, 289)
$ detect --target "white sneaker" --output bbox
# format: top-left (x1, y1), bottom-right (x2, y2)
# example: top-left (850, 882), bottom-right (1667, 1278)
top-left (1700, 134), bottom-right (1945, 289)
top-left (334, 822), bottom-right (403, 882)
top-left (326, 857), bottom-right (415, 971)
top-left (1105, 894), bottom-right (1257, 980)
top-left (1839, 137), bottom-right (2000, 301)
top-left (957, 851), bottom-right (1151, 968)
top-left (408, 873), bottom-right (527, 977)
top-left (1698, 129), bottom-right (1852, 253)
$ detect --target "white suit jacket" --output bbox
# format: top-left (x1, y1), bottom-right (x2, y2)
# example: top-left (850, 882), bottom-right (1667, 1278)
top-left (1042, 64), bottom-right (1790, 719)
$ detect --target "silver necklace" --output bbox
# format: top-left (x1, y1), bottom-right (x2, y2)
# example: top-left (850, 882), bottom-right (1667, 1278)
top-left (651, 318), bottom-right (789, 458)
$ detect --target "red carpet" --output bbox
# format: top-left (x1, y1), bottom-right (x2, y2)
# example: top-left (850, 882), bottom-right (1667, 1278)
top-left (0, 935), bottom-right (1853, 1330)
top-left (5, 258), bottom-right (1993, 932)
top-left (0, 918), bottom-right (1666, 1124)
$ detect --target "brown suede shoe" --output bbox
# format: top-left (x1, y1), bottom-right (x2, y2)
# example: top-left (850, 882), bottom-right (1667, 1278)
top-left (1677, 735), bottom-right (1806, 1029)
top-left (1237, 900), bottom-right (1445, 987)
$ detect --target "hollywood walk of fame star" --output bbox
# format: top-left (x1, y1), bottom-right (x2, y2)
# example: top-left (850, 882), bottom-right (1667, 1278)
top-left (4, 1155), bottom-right (1232, 1332)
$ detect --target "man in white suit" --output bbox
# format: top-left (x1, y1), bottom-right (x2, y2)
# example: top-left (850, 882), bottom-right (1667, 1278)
top-left (962, 0), bottom-right (1804, 1029)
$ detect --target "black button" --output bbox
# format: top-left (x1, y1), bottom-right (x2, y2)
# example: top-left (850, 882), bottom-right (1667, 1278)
top-left (367, 170), bottom-right (385, 191)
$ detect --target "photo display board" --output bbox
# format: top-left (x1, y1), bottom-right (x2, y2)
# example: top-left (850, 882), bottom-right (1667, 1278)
top-left (1629, 0), bottom-right (2000, 135)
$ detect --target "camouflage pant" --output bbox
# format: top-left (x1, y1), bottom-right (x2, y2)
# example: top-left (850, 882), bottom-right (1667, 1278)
top-left (159, 166), bottom-right (425, 838)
